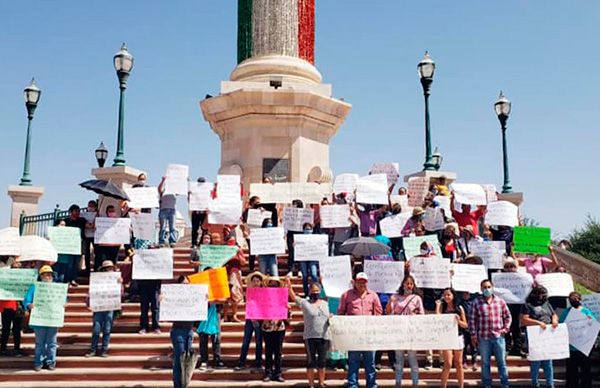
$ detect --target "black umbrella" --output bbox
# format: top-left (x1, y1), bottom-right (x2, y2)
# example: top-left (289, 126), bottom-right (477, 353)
top-left (339, 236), bottom-right (390, 257)
top-left (180, 350), bottom-right (199, 387)
top-left (79, 179), bottom-right (130, 201)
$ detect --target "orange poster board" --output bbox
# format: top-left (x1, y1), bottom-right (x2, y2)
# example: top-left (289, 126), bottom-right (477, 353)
top-left (188, 267), bottom-right (230, 301)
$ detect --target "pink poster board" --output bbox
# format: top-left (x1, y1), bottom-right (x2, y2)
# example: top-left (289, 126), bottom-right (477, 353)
top-left (245, 287), bottom-right (289, 320)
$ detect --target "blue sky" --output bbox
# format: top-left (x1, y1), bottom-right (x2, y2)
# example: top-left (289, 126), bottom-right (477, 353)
top-left (1, 1), bottom-right (598, 237)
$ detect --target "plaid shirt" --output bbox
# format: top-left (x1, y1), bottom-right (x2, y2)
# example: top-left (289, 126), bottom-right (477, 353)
top-left (469, 295), bottom-right (512, 340)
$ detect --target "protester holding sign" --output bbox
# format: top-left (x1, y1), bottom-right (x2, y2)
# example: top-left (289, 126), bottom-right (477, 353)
top-left (261, 276), bottom-right (289, 383)
top-left (0, 260), bottom-right (25, 357)
top-left (520, 285), bottom-right (558, 388)
top-left (296, 223), bottom-right (321, 297)
top-left (450, 195), bottom-right (486, 236)
top-left (286, 277), bottom-right (330, 388)
top-left (157, 176), bottom-right (178, 247)
top-left (436, 288), bottom-right (468, 388)
top-left (338, 272), bottom-right (382, 388)
top-left (401, 207), bottom-right (425, 237)
top-left (241, 195), bottom-right (262, 272)
top-left (499, 257), bottom-right (527, 357)
top-left (386, 275), bottom-right (423, 388)
top-left (258, 218), bottom-right (279, 276)
top-left (516, 245), bottom-right (559, 281)
top-left (94, 206), bottom-right (123, 271)
top-left (558, 291), bottom-right (597, 388)
top-left (83, 200), bottom-right (98, 277)
top-left (190, 177), bottom-right (209, 247)
top-left (235, 271), bottom-right (264, 371)
top-left (469, 279), bottom-right (511, 388)
top-left (197, 299), bottom-right (225, 371)
top-left (59, 206), bottom-right (86, 286)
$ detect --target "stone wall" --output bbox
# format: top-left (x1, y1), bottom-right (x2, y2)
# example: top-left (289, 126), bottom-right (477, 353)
top-left (553, 246), bottom-right (600, 292)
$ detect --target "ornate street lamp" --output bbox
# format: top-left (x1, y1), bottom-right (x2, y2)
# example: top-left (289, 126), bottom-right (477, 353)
top-left (95, 142), bottom-right (108, 168)
top-left (494, 91), bottom-right (513, 193)
top-left (418, 51), bottom-right (436, 171)
top-left (431, 146), bottom-right (443, 171)
top-left (19, 78), bottom-right (41, 186)
top-left (112, 42), bottom-right (134, 167)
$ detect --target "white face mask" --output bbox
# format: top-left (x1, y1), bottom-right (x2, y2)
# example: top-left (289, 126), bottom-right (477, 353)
top-left (420, 248), bottom-right (429, 255)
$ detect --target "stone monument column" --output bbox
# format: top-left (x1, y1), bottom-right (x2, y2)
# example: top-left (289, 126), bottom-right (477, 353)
top-left (7, 185), bottom-right (44, 228)
top-left (201, 0), bottom-right (351, 189)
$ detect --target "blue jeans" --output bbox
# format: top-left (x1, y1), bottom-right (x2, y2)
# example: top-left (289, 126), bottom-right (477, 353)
top-left (394, 350), bottom-right (418, 387)
top-left (90, 311), bottom-right (114, 352)
top-left (33, 327), bottom-right (58, 368)
top-left (299, 261), bottom-right (319, 296)
top-left (530, 359), bottom-right (554, 387)
top-left (238, 320), bottom-right (262, 367)
top-left (479, 336), bottom-right (510, 388)
top-left (259, 255), bottom-right (278, 276)
top-left (347, 350), bottom-right (377, 388)
top-left (171, 327), bottom-right (193, 388)
top-left (159, 208), bottom-right (176, 244)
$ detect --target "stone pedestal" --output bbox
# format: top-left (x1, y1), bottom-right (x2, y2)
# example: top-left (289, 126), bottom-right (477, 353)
top-left (91, 166), bottom-right (145, 215)
top-left (403, 170), bottom-right (458, 185)
top-left (7, 185), bottom-right (44, 228)
top-left (497, 191), bottom-right (524, 207)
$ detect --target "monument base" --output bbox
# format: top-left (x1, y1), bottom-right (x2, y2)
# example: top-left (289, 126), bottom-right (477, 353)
top-left (7, 185), bottom-right (44, 228)
top-left (497, 191), bottom-right (524, 207)
top-left (91, 166), bottom-right (146, 215)
top-left (403, 170), bottom-right (458, 185)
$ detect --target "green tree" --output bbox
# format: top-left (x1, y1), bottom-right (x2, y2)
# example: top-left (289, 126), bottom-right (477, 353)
top-left (569, 215), bottom-right (600, 264)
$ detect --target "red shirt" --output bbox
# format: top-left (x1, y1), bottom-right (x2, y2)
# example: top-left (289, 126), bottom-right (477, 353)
top-left (0, 300), bottom-right (18, 312)
top-left (452, 208), bottom-right (485, 236)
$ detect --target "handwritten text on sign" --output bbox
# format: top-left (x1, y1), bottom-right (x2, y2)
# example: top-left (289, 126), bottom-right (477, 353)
top-left (282, 207), bottom-right (314, 232)
top-left (188, 181), bottom-right (213, 211)
top-left (249, 227), bottom-right (286, 255)
top-left (582, 293), bottom-right (600, 321)
top-left (0, 269), bottom-right (37, 301)
top-left (294, 234), bottom-right (329, 261)
top-left (451, 264), bottom-right (488, 294)
top-left (407, 177), bottom-right (429, 207)
top-left (403, 235), bottom-right (442, 258)
top-left (132, 249), bottom-right (173, 280)
top-left (329, 314), bottom-right (460, 351)
top-left (29, 282), bottom-right (68, 328)
top-left (159, 284), bottom-right (209, 322)
top-left (379, 213), bottom-right (411, 238)
top-left (320, 205), bottom-right (351, 228)
top-left (47, 226), bottom-right (81, 255)
top-left (89, 272), bottom-right (122, 312)
top-left (246, 209), bottom-right (272, 227)
top-left (208, 200), bottom-right (242, 225)
top-left (370, 162), bottom-right (400, 187)
top-left (246, 287), bottom-right (288, 320)
top-left (95, 217), bottom-right (131, 245)
top-left (526, 324), bottom-right (570, 361)
top-left (408, 257), bottom-right (451, 289)
top-left (319, 256), bottom-right (353, 298)
top-left (564, 308), bottom-right (600, 356)
top-left (124, 187), bottom-right (159, 209)
top-left (364, 260), bottom-right (404, 294)
top-left (0, 227), bottom-right (20, 256)
top-left (164, 164), bottom-right (189, 195)
top-left (485, 200), bottom-right (519, 227)
top-left (491, 272), bottom-right (534, 304)
top-left (130, 213), bottom-right (155, 241)
top-left (468, 240), bottom-right (506, 269)
top-left (249, 182), bottom-right (332, 204)
top-left (535, 273), bottom-right (574, 297)
top-left (333, 173), bottom-right (359, 194)
top-left (450, 183), bottom-right (487, 206)
top-left (356, 174), bottom-right (388, 205)
top-left (199, 245), bottom-right (239, 270)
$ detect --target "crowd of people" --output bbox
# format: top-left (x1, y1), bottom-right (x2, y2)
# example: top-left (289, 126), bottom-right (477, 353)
top-left (0, 172), bottom-right (598, 388)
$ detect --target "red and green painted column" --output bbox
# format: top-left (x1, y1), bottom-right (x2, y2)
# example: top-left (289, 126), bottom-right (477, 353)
top-left (237, 0), bottom-right (315, 64)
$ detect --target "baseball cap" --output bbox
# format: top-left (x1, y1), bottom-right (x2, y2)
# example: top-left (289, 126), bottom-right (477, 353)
top-left (355, 272), bottom-right (369, 282)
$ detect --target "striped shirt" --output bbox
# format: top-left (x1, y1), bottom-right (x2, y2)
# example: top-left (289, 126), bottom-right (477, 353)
top-left (469, 295), bottom-right (512, 340)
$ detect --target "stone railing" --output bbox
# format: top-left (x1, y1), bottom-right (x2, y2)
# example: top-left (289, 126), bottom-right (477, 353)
top-left (553, 246), bottom-right (600, 292)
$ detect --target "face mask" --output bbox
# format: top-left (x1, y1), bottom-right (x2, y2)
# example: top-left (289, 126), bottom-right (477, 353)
top-left (309, 293), bottom-right (319, 302)
top-left (570, 300), bottom-right (581, 308)
top-left (420, 248), bottom-right (429, 255)
top-left (482, 288), bottom-right (494, 298)
top-left (403, 288), bottom-right (413, 295)
top-left (303, 229), bottom-right (313, 234)
top-left (266, 224), bottom-right (273, 228)
top-left (107, 212), bottom-right (116, 218)
top-left (139, 180), bottom-right (146, 185)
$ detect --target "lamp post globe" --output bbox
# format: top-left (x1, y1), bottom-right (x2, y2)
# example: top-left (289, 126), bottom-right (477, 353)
top-left (95, 142), bottom-right (108, 168)
top-left (418, 51), bottom-right (436, 171)
top-left (112, 43), bottom-right (133, 167)
top-left (495, 91), bottom-right (513, 193)
top-left (432, 146), bottom-right (443, 171)
top-left (19, 78), bottom-right (42, 186)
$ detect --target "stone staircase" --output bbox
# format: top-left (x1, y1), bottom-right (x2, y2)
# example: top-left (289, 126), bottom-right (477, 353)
top-left (1, 239), bottom-right (593, 387)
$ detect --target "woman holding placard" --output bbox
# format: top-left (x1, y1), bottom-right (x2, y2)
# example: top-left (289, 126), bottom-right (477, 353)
top-left (261, 276), bottom-right (288, 382)
top-left (386, 275), bottom-right (424, 388)
top-left (258, 218), bottom-right (278, 276)
top-left (436, 288), bottom-right (468, 388)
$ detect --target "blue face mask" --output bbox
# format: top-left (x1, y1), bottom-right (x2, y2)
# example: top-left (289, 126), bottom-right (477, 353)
top-left (482, 288), bottom-right (494, 297)
top-left (303, 229), bottom-right (313, 234)
top-left (266, 224), bottom-right (273, 228)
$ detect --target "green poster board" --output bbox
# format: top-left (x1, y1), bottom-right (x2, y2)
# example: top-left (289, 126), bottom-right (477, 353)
top-left (403, 235), bottom-right (443, 258)
top-left (513, 226), bottom-right (551, 255)
top-left (199, 245), bottom-right (239, 271)
top-left (0, 269), bottom-right (37, 301)
top-left (48, 226), bottom-right (82, 255)
top-left (29, 282), bottom-right (68, 328)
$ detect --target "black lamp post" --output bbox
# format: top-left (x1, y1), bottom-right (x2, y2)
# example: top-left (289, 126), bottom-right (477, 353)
top-left (494, 91), bottom-right (513, 193)
top-left (95, 142), bottom-right (108, 168)
top-left (418, 52), bottom-right (436, 171)
top-left (19, 78), bottom-right (42, 186)
top-left (112, 43), bottom-right (134, 167)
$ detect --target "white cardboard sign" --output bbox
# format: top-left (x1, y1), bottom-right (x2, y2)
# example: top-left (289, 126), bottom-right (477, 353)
top-left (408, 257), bottom-right (451, 289)
top-left (132, 249), bottom-right (174, 280)
top-left (450, 183), bottom-right (487, 206)
top-left (370, 163), bottom-right (400, 187)
top-left (159, 284), bottom-right (209, 321)
top-left (282, 207), bottom-right (314, 232)
top-left (333, 174), bottom-right (360, 194)
top-left (94, 218), bottom-right (131, 245)
top-left (491, 272), bottom-right (534, 304)
top-left (124, 187), bottom-right (159, 209)
top-left (485, 201), bottom-right (519, 227)
top-left (526, 324), bottom-right (570, 361)
top-left (564, 308), bottom-right (600, 356)
top-left (188, 182), bottom-right (213, 211)
top-left (294, 234), bottom-right (329, 261)
top-left (164, 164), bottom-right (189, 195)
top-left (379, 213), bottom-right (411, 238)
top-left (319, 255), bottom-right (353, 298)
top-left (364, 260), bottom-right (405, 294)
top-left (249, 227), bottom-right (286, 255)
top-left (535, 273), bottom-right (574, 297)
top-left (130, 213), bottom-right (156, 241)
top-left (451, 264), bottom-right (488, 293)
top-left (89, 272), bottom-right (122, 312)
top-left (356, 174), bottom-right (388, 205)
top-left (320, 205), bottom-right (351, 228)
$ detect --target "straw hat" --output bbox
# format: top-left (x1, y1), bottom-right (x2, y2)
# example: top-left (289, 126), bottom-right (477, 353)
top-left (100, 260), bottom-right (116, 271)
top-left (263, 275), bottom-right (285, 287)
top-left (245, 271), bottom-right (265, 286)
top-left (412, 207), bottom-right (425, 217)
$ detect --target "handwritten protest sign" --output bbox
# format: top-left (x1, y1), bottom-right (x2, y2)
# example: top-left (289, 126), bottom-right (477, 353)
top-left (356, 174), bottom-right (388, 205)
top-left (319, 255), bottom-right (352, 298)
top-left (513, 226), bottom-right (551, 255)
top-left (29, 282), bottom-right (68, 327)
top-left (468, 240), bottom-right (506, 269)
top-left (159, 284), bottom-right (209, 321)
top-left (188, 267), bottom-right (230, 301)
top-left (246, 287), bottom-right (288, 320)
top-left (423, 207), bottom-right (444, 231)
top-left (481, 184), bottom-right (498, 203)
top-left (282, 207), bottom-right (314, 232)
top-left (132, 249), bottom-right (173, 280)
top-left (451, 264), bottom-right (488, 293)
top-left (450, 183), bottom-right (487, 206)
top-left (370, 162), bottom-right (400, 187)
top-left (47, 226), bottom-right (81, 255)
top-left (364, 260), bottom-right (404, 293)
top-left (485, 201), bottom-right (518, 227)
top-left (294, 234), bottom-right (329, 261)
top-left (246, 209), bottom-right (272, 227)
top-left (564, 308), bottom-right (600, 356)
top-left (188, 181), bottom-right (213, 211)
top-left (329, 314), bottom-right (460, 351)
top-left (492, 272), bottom-right (534, 304)
top-left (249, 227), bottom-right (286, 255)
top-left (434, 196), bottom-right (451, 216)
top-left (216, 175), bottom-right (241, 202)
top-left (208, 200), bottom-right (242, 225)
top-left (582, 293), bottom-right (600, 320)
top-left (0, 269), bottom-right (37, 300)
top-left (89, 272), bottom-right (121, 312)
top-left (95, 217), bottom-right (131, 245)
top-left (333, 173), bottom-right (359, 194)
top-left (249, 182), bottom-right (332, 204)
top-left (403, 235), bottom-right (442, 258)
top-left (320, 205), bottom-right (351, 228)
top-left (19, 235), bottom-right (58, 262)
top-left (407, 177), bottom-right (429, 207)
top-left (390, 195), bottom-right (409, 210)
top-left (164, 164), bottom-right (189, 195)
top-left (535, 273), bottom-right (574, 297)
top-left (130, 213), bottom-right (155, 241)
top-left (0, 227), bottom-right (20, 256)
top-left (199, 245), bottom-right (239, 270)
top-left (124, 187), bottom-right (159, 209)
top-left (408, 257), bottom-right (451, 289)
top-left (527, 324), bottom-right (570, 361)
top-left (379, 213), bottom-right (411, 238)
